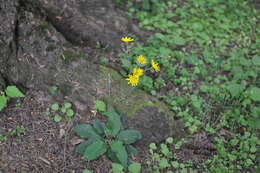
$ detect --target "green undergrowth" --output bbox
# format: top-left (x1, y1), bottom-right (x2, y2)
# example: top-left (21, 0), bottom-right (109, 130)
top-left (117, 0), bottom-right (260, 172)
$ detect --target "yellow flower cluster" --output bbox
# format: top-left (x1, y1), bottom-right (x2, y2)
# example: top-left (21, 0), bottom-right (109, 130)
top-left (121, 37), bottom-right (134, 43)
top-left (121, 36), bottom-right (160, 87)
top-left (126, 67), bottom-right (143, 86)
top-left (151, 60), bottom-right (160, 72)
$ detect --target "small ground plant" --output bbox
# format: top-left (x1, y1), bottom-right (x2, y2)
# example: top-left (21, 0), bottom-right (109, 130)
top-left (46, 102), bottom-right (74, 122)
top-left (116, 0), bottom-right (260, 172)
top-left (73, 105), bottom-right (142, 169)
top-left (0, 85), bottom-right (25, 111)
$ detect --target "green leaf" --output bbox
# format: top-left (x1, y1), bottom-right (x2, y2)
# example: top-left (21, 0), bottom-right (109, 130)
top-left (61, 107), bottom-right (66, 113)
top-left (121, 59), bottom-right (132, 70)
top-left (174, 36), bottom-right (186, 46)
top-left (66, 109), bottom-right (74, 117)
top-left (149, 143), bottom-right (157, 150)
top-left (49, 86), bottom-right (58, 95)
top-left (171, 161), bottom-right (179, 168)
top-left (166, 137), bottom-right (174, 144)
top-left (252, 55), bottom-right (260, 66)
top-left (73, 124), bottom-right (101, 140)
top-left (54, 114), bottom-right (62, 122)
top-left (5, 86), bottom-right (25, 98)
top-left (126, 145), bottom-right (138, 155)
top-left (0, 95), bottom-right (8, 111)
top-left (128, 163), bottom-right (141, 173)
top-left (94, 100), bottom-right (106, 111)
top-left (111, 140), bottom-right (128, 168)
top-left (249, 87), bottom-right (260, 101)
top-left (111, 163), bottom-right (124, 173)
top-left (51, 104), bottom-right (59, 111)
top-left (82, 169), bottom-right (93, 173)
top-left (105, 108), bottom-right (122, 136)
top-left (159, 158), bottom-right (170, 168)
top-left (92, 119), bottom-right (106, 135)
top-left (117, 130), bottom-right (142, 144)
top-left (107, 148), bottom-right (120, 163)
top-left (75, 140), bottom-right (94, 155)
top-left (64, 102), bottom-right (72, 109)
top-left (227, 83), bottom-right (245, 97)
top-left (83, 140), bottom-right (107, 161)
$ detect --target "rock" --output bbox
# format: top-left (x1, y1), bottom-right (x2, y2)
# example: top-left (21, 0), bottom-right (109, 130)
top-left (0, 0), bottom-right (186, 148)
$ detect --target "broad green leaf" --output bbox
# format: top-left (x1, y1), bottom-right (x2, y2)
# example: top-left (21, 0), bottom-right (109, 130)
top-left (126, 145), bottom-right (138, 155)
top-left (83, 140), bottom-right (107, 161)
top-left (249, 87), bottom-right (260, 102)
top-left (227, 83), bottom-right (245, 97)
top-left (0, 95), bottom-right (7, 111)
top-left (111, 140), bottom-right (128, 168)
top-left (117, 130), bottom-right (142, 144)
top-left (93, 100), bottom-right (106, 111)
top-left (54, 114), bottom-right (62, 122)
top-left (73, 124), bottom-right (101, 140)
top-left (5, 86), bottom-right (25, 98)
top-left (92, 119), bottom-right (106, 135)
top-left (75, 140), bottom-right (93, 154)
top-left (105, 108), bottom-right (122, 136)
top-left (111, 163), bottom-right (124, 173)
top-left (128, 163), bottom-right (141, 173)
top-left (107, 148), bottom-right (120, 163)
top-left (51, 103), bottom-right (59, 111)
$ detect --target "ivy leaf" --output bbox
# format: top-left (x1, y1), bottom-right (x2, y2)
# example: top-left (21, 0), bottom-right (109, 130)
top-left (5, 86), bottom-right (25, 98)
top-left (83, 140), bottom-right (107, 161)
top-left (117, 130), bottom-right (142, 144)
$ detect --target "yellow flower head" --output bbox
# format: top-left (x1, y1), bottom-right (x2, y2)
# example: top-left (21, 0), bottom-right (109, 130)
top-left (121, 37), bottom-right (134, 43)
top-left (137, 55), bottom-right (147, 65)
top-left (133, 67), bottom-right (144, 77)
top-left (151, 60), bottom-right (160, 72)
top-left (126, 74), bottom-right (139, 86)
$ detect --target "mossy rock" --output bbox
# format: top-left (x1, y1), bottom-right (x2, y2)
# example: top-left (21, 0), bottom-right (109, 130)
top-left (97, 65), bottom-right (186, 147)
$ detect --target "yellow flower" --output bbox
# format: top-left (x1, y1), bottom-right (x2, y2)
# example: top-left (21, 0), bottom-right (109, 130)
top-left (133, 67), bottom-right (143, 77)
top-left (121, 37), bottom-right (134, 43)
top-left (137, 55), bottom-right (147, 65)
top-left (151, 60), bottom-right (160, 72)
top-left (126, 74), bottom-right (139, 86)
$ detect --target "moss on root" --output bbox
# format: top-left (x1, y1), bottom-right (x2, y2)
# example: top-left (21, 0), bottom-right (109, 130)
top-left (98, 65), bottom-right (173, 119)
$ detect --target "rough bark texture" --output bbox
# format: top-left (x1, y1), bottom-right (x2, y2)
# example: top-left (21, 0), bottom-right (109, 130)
top-left (0, 0), bottom-right (185, 148)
